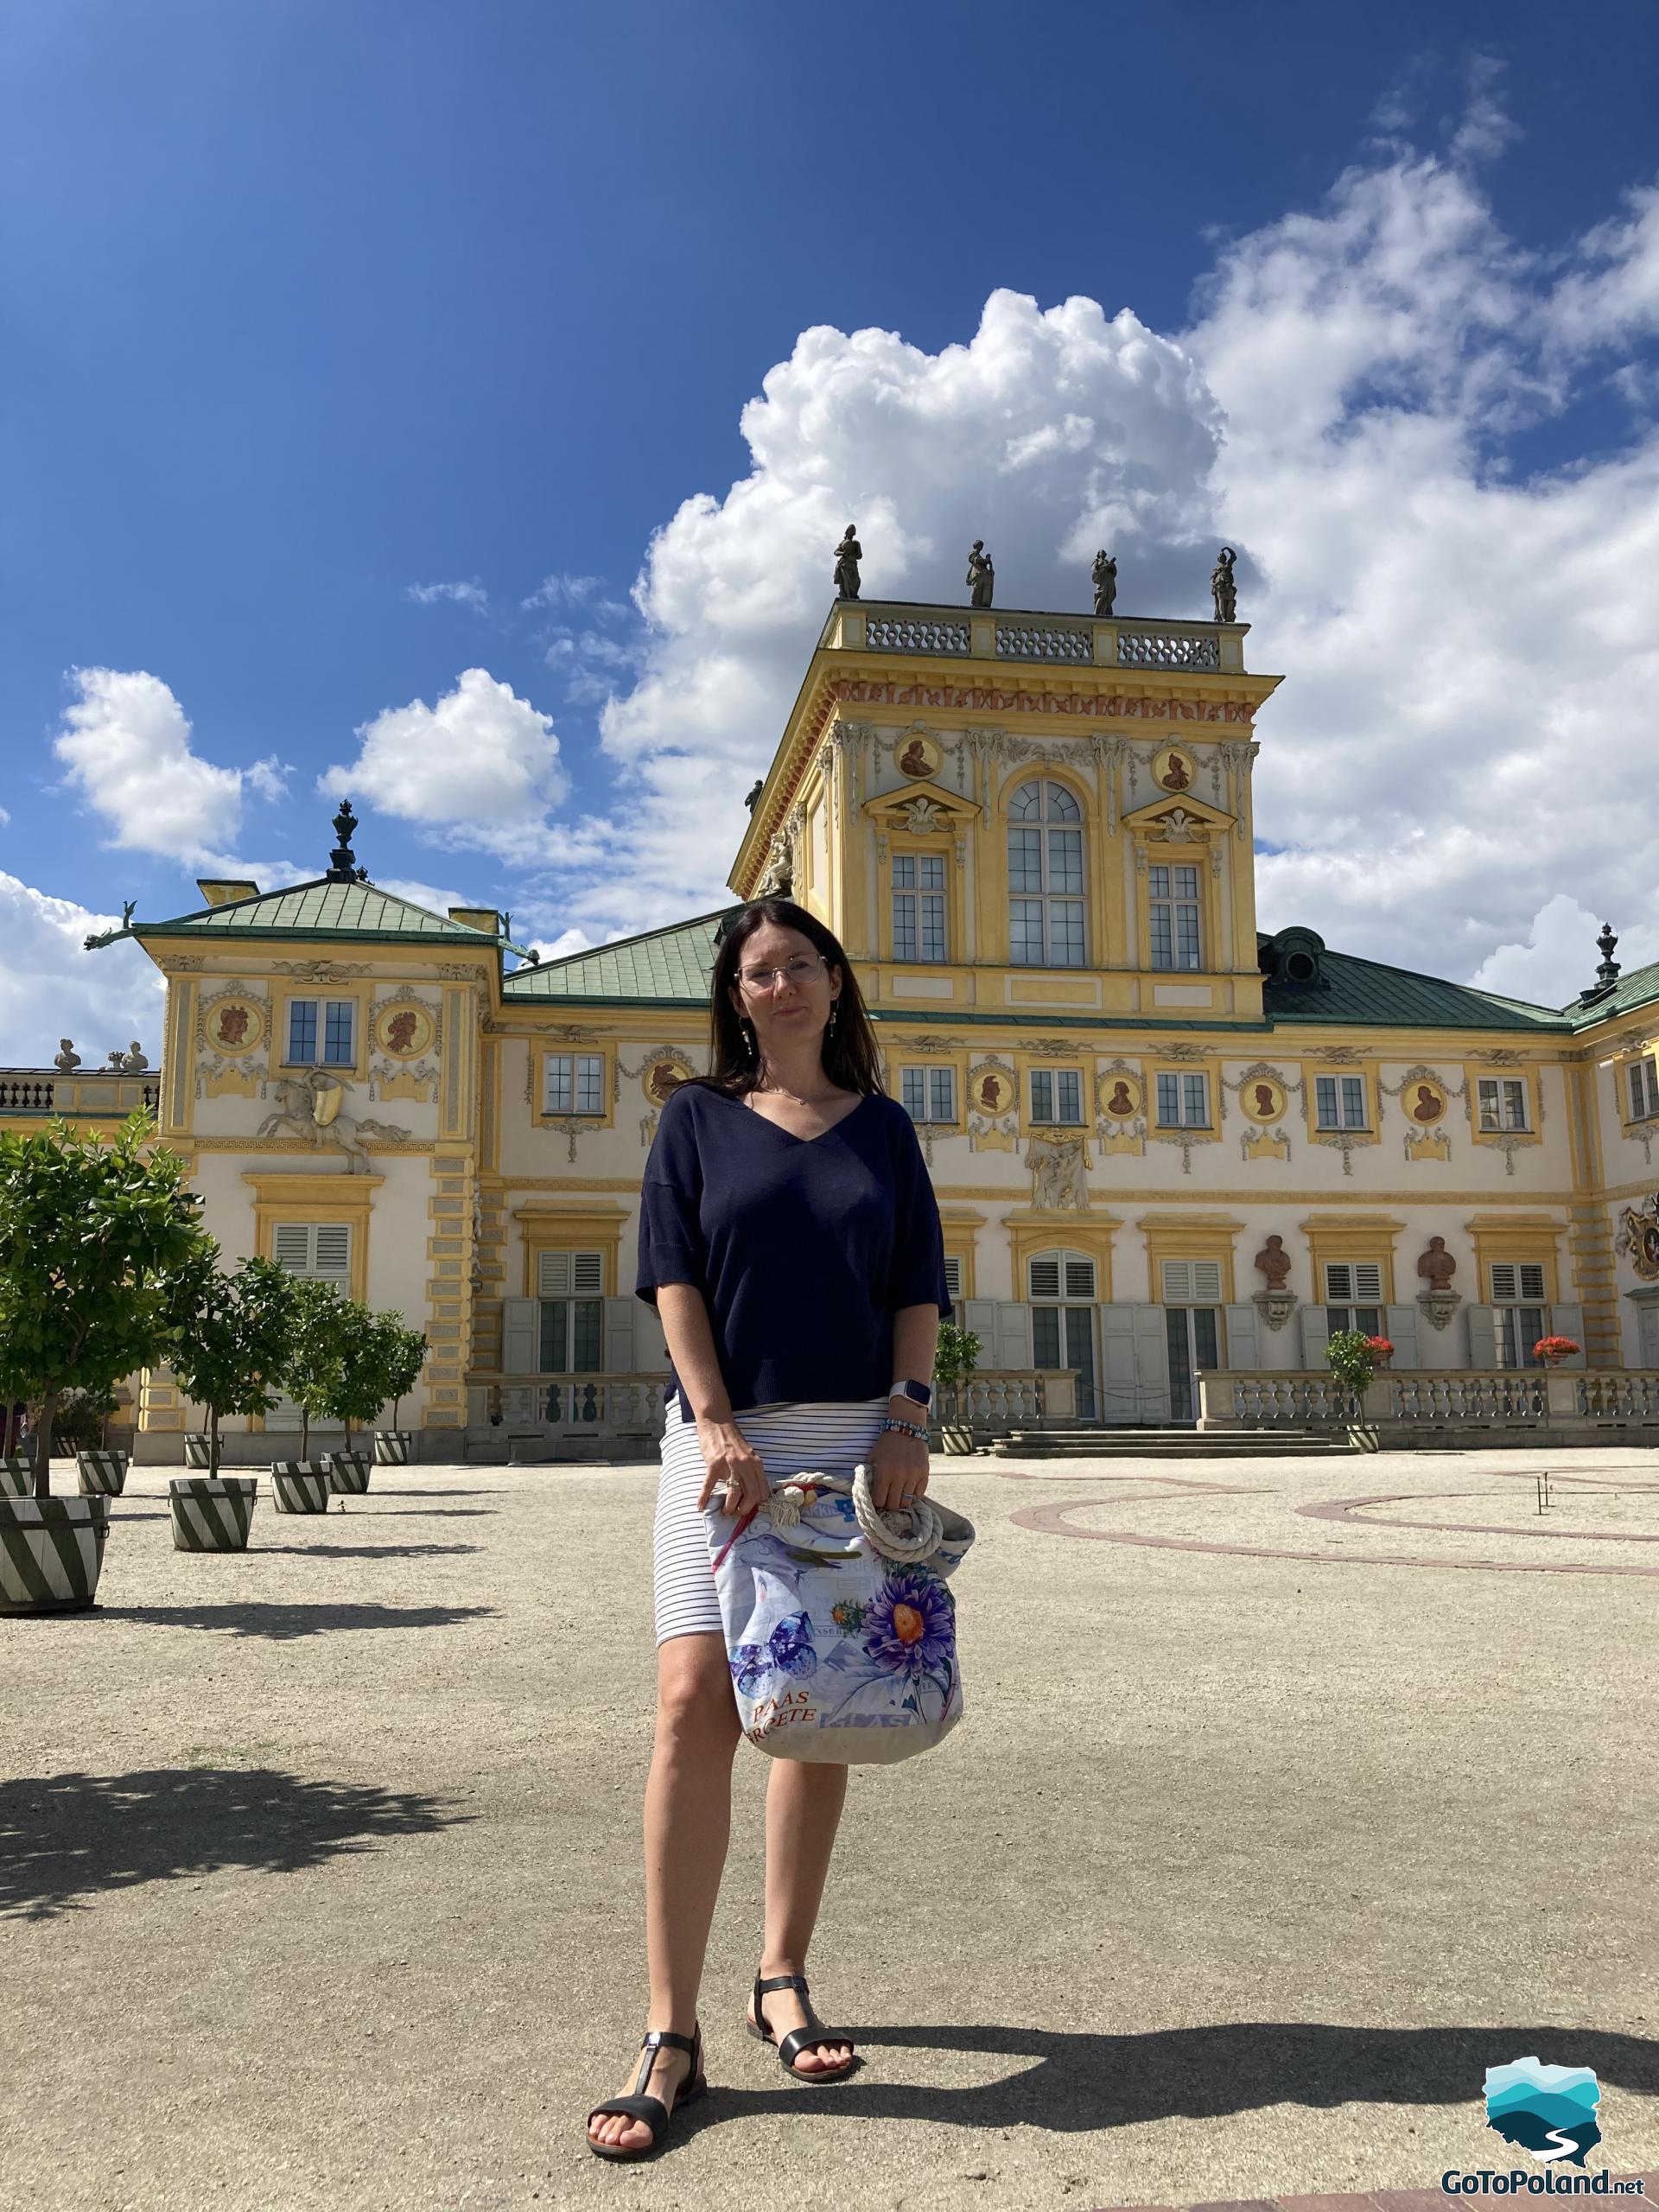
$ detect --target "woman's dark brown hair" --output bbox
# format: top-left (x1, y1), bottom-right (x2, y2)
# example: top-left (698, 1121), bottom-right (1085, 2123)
top-left (694, 898), bottom-right (882, 1097)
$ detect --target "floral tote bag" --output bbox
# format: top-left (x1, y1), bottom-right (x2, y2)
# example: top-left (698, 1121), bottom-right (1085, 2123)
top-left (705, 1466), bottom-right (975, 1764)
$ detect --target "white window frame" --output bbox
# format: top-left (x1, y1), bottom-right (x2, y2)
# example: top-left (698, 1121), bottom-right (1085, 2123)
top-left (284, 997), bottom-right (355, 1068)
top-left (1628, 1058), bottom-right (1659, 1122)
top-left (1314, 1072), bottom-right (1370, 1130)
top-left (1490, 1262), bottom-right (1548, 1370)
top-left (1147, 861), bottom-right (1203, 973)
top-left (1154, 1071), bottom-right (1211, 1128)
top-left (272, 1221), bottom-right (353, 1282)
top-left (900, 1065), bottom-right (957, 1124)
top-left (1160, 1259), bottom-right (1224, 1305)
top-left (536, 1249), bottom-right (605, 1374)
top-left (1324, 1259), bottom-right (1383, 1337)
top-left (1477, 1077), bottom-right (1529, 1134)
top-left (1029, 1067), bottom-right (1084, 1127)
top-left (891, 851), bottom-right (947, 964)
top-left (1007, 779), bottom-right (1086, 969)
top-left (543, 1052), bottom-right (607, 1117)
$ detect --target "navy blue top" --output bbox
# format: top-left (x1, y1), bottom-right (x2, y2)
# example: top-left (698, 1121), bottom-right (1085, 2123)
top-left (635, 1083), bottom-right (952, 1416)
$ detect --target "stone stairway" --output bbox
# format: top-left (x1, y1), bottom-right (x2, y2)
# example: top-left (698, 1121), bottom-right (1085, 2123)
top-left (990, 1425), bottom-right (1354, 1459)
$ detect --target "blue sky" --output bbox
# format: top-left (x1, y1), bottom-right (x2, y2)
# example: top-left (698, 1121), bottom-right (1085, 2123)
top-left (4, 1), bottom-right (1658, 1059)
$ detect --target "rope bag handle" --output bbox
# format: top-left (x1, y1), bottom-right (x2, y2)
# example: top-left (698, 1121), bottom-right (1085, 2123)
top-left (716, 1464), bottom-right (944, 1566)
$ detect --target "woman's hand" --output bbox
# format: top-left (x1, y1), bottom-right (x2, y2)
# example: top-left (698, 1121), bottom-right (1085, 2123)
top-left (694, 1418), bottom-right (769, 1516)
top-left (868, 1422), bottom-right (930, 1516)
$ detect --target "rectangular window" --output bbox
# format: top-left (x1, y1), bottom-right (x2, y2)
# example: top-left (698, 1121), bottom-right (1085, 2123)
top-left (1031, 1068), bottom-right (1083, 1125)
top-left (1315, 1073), bottom-right (1369, 1129)
top-left (1048, 900), bottom-right (1085, 966)
top-left (1148, 863), bottom-right (1202, 973)
top-left (322, 1001), bottom-right (354, 1066)
top-left (272, 1221), bottom-right (353, 1282)
top-left (1032, 1304), bottom-right (1061, 1368)
top-left (286, 1001), bottom-right (317, 1065)
top-left (892, 852), bottom-right (946, 963)
top-left (537, 1249), bottom-right (605, 1374)
top-left (1160, 1259), bottom-right (1224, 1304)
top-left (942, 1254), bottom-right (963, 1304)
top-left (1323, 1259), bottom-right (1382, 1339)
top-left (1007, 826), bottom-right (1043, 896)
top-left (1491, 1260), bottom-right (1548, 1371)
top-left (1154, 1071), bottom-right (1210, 1127)
top-left (1478, 1077), bottom-right (1529, 1133)
top-left (543, 1052), bottom-right (606, 1116)
top-left (900, 1067), bottom-right (957, 1124)
top-left (1630, 1058), bottom-right (1659, 1121)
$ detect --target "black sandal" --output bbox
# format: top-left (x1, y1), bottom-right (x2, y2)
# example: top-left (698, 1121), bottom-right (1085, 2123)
top-left (586, 2023), bottom-right (706, 2160)
top-left (747, 1972), bottom-right (857, 2083)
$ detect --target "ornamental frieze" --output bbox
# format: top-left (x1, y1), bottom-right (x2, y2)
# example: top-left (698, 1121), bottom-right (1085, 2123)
top-left (834, 678), bottom-right (1254, 721)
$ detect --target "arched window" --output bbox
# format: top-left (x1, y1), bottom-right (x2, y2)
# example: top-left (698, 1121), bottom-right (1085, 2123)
top-left (1008, 779), bottom-right (1085, 966)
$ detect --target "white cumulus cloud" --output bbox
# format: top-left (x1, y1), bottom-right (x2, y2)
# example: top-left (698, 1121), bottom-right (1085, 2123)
top-left (319, 668), bottom-right (567, 865)
top-left (406, 579), bottom-right (490, 611)
top-left (0, 873), bottom-right (165, 1066)
top-left (53, 668), bottom-right (281, 868)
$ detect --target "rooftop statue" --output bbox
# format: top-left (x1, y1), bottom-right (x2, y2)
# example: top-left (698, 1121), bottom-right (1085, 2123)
top-left (833, 524), bottom-right (861, 600)
top-left (122, 1041), bottom-right (149, 1072)
top-left (966, 540), bottom-right (995, 608)
top-left (1211, 546), bottom-right (1237, 624)
top-left (743, 778), bottom-right (764, 814)
top-left (1091, 550), bottom-right (1117, 617)
top-left (54, 1039), bottom-right (80, 1071)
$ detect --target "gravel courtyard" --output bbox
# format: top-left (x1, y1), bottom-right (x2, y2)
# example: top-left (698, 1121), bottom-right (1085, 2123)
top-left (3, 1447), bottom-right (1657, 2212)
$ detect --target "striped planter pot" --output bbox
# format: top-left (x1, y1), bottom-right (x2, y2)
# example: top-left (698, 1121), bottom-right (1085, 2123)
top-left (0, 1494), bottom-right (111, 1613)
top-left (1, 1456), bottom-right (32, 1499)
top-left (373, 1431), bottom-right (412, 1465)
top-left (270, 1462), bottom-right (334, 1514)
top-left (327, 1451), bottom-right (372, 1494)
top-left (76, 1449), bottom-right (130, 1497)
top-left (183, 1435), bottom-right (213, 1469)
top-left (168, 1475), bottom-right (257, 1552)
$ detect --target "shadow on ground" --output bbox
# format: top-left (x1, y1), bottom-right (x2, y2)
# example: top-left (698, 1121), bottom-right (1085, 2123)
top-left (93, 1601), bottom-right (496, 1639)
top-left (252, 1543), bottom-right (482, 1560)
top-left (0, 1766), bottom-right (467, 1921)
top-left (661, 2019), bottom-right (1659, 2139)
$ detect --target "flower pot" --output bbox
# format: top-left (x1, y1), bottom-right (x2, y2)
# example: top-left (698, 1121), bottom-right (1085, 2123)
top-left (183, 1434), bottom-right (213, 1469)
top-left (327, 1450), bottom-right (372, 1494)
top-left (168, 1475), bottom-right (257, 1552)
top-left (373, 1431), bottom-right (412, 1465)
top-left (0, 1493), bottom-right (111, 1613)
top-left (270, 1461), bottom-right (334, 1513)
top-left (76, 1448), bottom-right (130, 1497)
top-left (1, 1456), bottom-right (32, 1499)
top-left (939, 1424), bottom-right (976, 1456)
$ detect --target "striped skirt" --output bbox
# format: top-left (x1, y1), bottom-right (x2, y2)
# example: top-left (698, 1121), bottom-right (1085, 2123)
top-left (652, 1395), bottom-right (890, 1646)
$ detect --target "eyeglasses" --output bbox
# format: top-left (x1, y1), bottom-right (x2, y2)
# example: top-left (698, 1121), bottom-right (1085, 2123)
top-left (738, 954), bottom-right (829, 993)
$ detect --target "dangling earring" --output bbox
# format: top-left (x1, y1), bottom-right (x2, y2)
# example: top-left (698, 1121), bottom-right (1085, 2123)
top-left (827, 1002), bottom-right (840, 1039)
top-left (741, 1018), bottom-right (757, 1061)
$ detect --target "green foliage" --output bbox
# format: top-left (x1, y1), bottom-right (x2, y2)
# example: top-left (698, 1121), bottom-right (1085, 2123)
top-left (164, 1253), bottom-right (298, 1473)
top-left (277, 1277), bottom-right (351, 1459)
top-left (377, 1318), bottom-right (428, 1427)
top-left (934, 1321), bottom-right (982, 1393)
top-left (321, 1300), bottom-right (397, 1442)
top-left (1325, 1327), bottom-right (1377, 1395)
top-left (52, 1387), bottom-right (121, 1453)
top-left (0, 1111), bottom-right (211, 1491)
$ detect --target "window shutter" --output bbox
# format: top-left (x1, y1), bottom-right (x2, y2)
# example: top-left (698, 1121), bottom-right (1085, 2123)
top-left (1383, 1305), bottom-right (1420, 1370)
top-left (313, 1224), bottom-right (352, 1281)
top-left (943, 1255), bottom-right (963, 1303)
top-left (1490, 1262), bottom-right (1517, 1302)
top-left (1324, 1262), bottom-right (1352, 1303)
top-left (501, 1297), bottom-right (538, 1375)
top-left (960, 1300), bottom-right (998, 1361)
top-left (1161, 1260), bottom-right (1193, 1303)
top-left (1353, 1262), bottom-right (1382, 1304)
top-left (1465, 1305), bottom-right (1499, 1369)
top-left (1518, 1264), bottom-right (1547, 1303)
top-left (1223, 1302), bottom-right (1260, 1371)
top-left (571, 1252), bottom-right (604, 1297)
top-left (633, 1298), bottom-right (669, 1374)
top-left (1028, 1256), bottom-right (1061, 1300)
top-left (1548, 1302), bottom-right (1586, 1365)
top-left (1063, 1256), bottom-right (1096, 1300)
top-left (539, 1249), bottom-right (604, 1298)
top-left (602, 1295), bottom-right (633, 1374)
top-left (1192, 1261), bottom-right (1223, 1304)
top-left (538, 1250), bottom-right (571, 1297)
top-left (274, 1224), bottom-right (312, 1274)
top-left (994, 1302), bottom-right (1033, 1372)
top-left (1300, 1305), bottom-right (1331, 1368)
top-left (274, 1222), bottom-right (351, 1282)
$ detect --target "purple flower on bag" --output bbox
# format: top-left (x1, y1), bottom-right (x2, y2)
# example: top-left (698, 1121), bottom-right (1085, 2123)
top-left (861, 1570), bottom-right (954, 1679)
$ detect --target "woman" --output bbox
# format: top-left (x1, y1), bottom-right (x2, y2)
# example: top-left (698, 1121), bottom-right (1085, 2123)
top-left (585, 897), bottom-right (951, 2160)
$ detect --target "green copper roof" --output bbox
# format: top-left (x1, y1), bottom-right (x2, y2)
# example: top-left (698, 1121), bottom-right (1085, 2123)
top-left (505, 909), bottom-right (730, 1002)
top-left (1564, 957), bottom-right (1659, 1029)
top-left (129, 878), bottom-right (509, 946)
top-left (1262, 942), bottom-right (1565, 1031)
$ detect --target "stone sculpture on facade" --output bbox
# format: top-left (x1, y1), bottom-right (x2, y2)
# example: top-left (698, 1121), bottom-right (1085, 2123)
top-left (1091, 550), bottom-right (1117, 616)
top-left (1025, 1131), bottom-right (1089, 1211)
top-left (257, 1068), bottom-right (410, 1175)
top-left (1255, 1234), bottom-right (1292, 1288)
top-left (1416, 1235), bottom-right (1461, 1328)
top-left (1252, 1231), bottom-right (1297, 1332)
top-left (54, 1040), bottom-right (80, 1071)
top-left (1211, 546), bottom-right (1237, 624)
top-left (833, 525), bottom-right (861, 600)
top-left (966, 541), bottom-right (995, 608)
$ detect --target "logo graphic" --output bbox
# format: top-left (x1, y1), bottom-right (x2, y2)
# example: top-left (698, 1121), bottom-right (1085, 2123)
top-left (1484, 2056), bottom-right (1602, 2168)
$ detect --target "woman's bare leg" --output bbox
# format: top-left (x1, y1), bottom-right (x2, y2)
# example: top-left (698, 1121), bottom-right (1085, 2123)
top-left (750, 1758), bottom-right (854, 2072)
top-left (588, 1631), bottom-right (741, 2152)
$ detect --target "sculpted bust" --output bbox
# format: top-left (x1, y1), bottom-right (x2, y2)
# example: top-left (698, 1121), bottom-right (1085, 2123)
top-left (1255, 1233), bottom-right (1292, 1289)
top-left (1418, 1236), bottom-right (1457, 1291)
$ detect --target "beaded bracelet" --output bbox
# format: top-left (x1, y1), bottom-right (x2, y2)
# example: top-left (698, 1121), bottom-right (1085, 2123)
top-left (880, 1415), bottom-right (929, 1441)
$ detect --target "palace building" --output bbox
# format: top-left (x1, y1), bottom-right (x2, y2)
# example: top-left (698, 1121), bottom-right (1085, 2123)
top-left (10, 593), bottom-right (1659, 1454)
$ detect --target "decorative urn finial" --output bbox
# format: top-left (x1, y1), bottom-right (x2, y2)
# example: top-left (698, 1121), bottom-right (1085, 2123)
top-left (1596, 922), bottom-right (1620, 982)
top-left (327, 799), bottom-right (360, 882)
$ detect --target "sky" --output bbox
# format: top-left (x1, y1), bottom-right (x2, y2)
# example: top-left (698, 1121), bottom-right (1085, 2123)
top-left (3, 0), bottom-right (1658, 1063)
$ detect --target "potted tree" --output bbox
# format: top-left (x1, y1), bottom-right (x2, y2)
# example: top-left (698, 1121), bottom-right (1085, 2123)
top-left (933, 1320), bottom-right (982, 1455)
top-left (322, 1299), bottom-right (389, 1493)
top-left (1325, 1327), bottom-right (1382, 1452)
top-left (162, 1252), bottom-right (296, 1551)
top-left (60, 1388), bottom-right (126, 1495)
top-left (0, 1110), bottom-right (208, 1614)
top-left (374, 1319), bottom-right (428, 1463)
top-left (269, 1276), bottom-right (348, 1513)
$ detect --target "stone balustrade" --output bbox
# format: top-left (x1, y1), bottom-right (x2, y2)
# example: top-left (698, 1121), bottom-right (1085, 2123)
top-left (1199, 1368), bottom-right (1659, 1446)
top-left (0, 1070), bottom-right (161, 1116)
top-left (935, 1370), bottom-right (1056, 1435)
top-left (823, 600), bottom-right (1243, 674)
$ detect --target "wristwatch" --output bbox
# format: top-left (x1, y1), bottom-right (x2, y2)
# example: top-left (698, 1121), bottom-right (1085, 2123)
top-left (889, 1377), bottom-right (932, 1410)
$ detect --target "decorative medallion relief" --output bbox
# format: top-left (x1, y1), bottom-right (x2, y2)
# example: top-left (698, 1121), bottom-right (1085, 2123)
top-left (1225, 1061), bottom-right (1299, 1165)
top-left (966, 1059), bottom-right (1017, 1153)
top-left (195, 982), bottom-right (269, 1099)
top-left (1617, 1196), bottom-right (1659, 1282)
top-left (1095, 1061), bottom-right (1145, 1160)
top-left (1380, 1065), bottom-right (1462, 1164)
